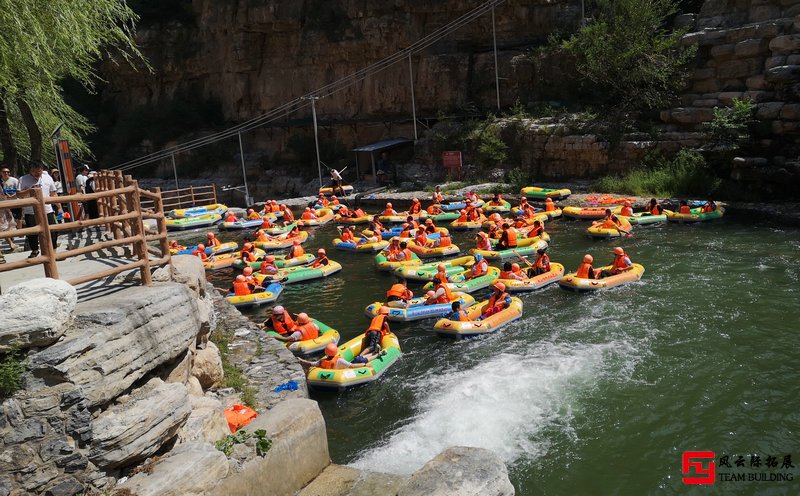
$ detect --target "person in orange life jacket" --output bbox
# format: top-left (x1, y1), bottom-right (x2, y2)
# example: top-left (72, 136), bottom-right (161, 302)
top-left (301, 207), bottom-right (317, 220)
top-left (225, 211), bottom-right (238, 223)
top-left (272, 313), bottom-right (319, 343)
top-left (600, 247), bottom-right (633, 278)
top-left (456, 209), bottom-right (468, 222)
top-left (489, 212), bottom-right (502, 225)
top-left (229, 274), bottom-right (263, 296)
top-left (361, 306), bottom-right (391, 356)
top-left (476, 231), bottom-right (492, 251)
top-left (297, 343), bottom-right (374, 369)
top-left (513, 214), bottom-right (528, 229)
top-left (467, 191), bottom-right (479, 203)
top-left (330, 195), bottom-right (340, 206)
top-left (414, 229), bottom-right (431, 248)
top-left (353, 207), bottom-right (366, 218)
top-left (405, 215), bottom-right (419, 229)
top-left (489, 194), bottom-right (503, 206)
top-left (701, 199), bottom-right (716, 213)
top-left (518, 196), bottom-right (529, 209)
top-left (500, 261), bottom-right (524, 281)
top-left (544, 197), bottom-right (556, 212)
top-left (496, 223), bottom-right (518, 250)
top-left (408, 198), bottom-right (422, 215)
top-left (487, 223), bottom-right (500, 239)
top-left (646, 198), bottom-right (664, 215)
top-left (511, 262), bottom-right (533, 280)
top-left (340, 226), bottom-right (355, 243)
top-left (472, 207), bottom-right (483, 221)
top-left (529, 220), bottom-right (545, 238)
top-left (576, 254), bottom-right (597, 279)
top-left (246, 208), bottom-right (260, 220)
top-left (168, 240), bottom-right (185, 251)
top-left (369, 215), bottom-right (384, 233)
top-left (678, 200), bottom-right (691, 214)
top-left (532, 247), bottom-right (551, 276)
top-left (259, 255), bottom-right (279, 277)
top-left (478, 282), bottom-right (512, 320)
top-left (385, 237), bottom-right (400, 258)
top-left (316, 194), bottom-right (329, 207)
top-left (311, 248), bottom-right (329, 268)
top-left (287, 238), bottom-right (305, 259)
top-left (444, 301), bottom-right (470, 321)
top-left (241, 266), bottom-right (258, 285)
top-left (240, 242), bottom-right (259, 263)
top-left (261, 215), bottom-right (275, 229)
top-left (426, 268), bottom-right (454, 305)
top-left (383, 202), bottom-right (397, 216)
top-left (206, 232), bottom-right (222, 247)
top-left (286, 224), bottom-right (301, 238)
top-left (337, 205), bottom-right (352, 218)
top-left (281, 204), bottom-right (294, 222)
top-left (424, 218), bottom-right (437, 233)
top-left (595, 208), bottom-right (622, 229)
top-left (427, 203), bottom-right (443, 215)
top-left (255, 229), bottom-right (270, 242)
top-left (437, 231), bottom-right (452, 248)
top-left (522, 204), bottom-right (537, 219)
top-left (259, 305), bottom-right (296, 335)
top-left (465, 253), bottom-right (489, 280)
top-left (386, 282), bottom-right (414, 308)
top-left (192, 243), bottom-right (209, 261)
top-left (395, 241), bottom-right (413, 261)
top-left (432, 185), bottom-right (444, 204)
top-left (620, 200), bottom-right (634, 217)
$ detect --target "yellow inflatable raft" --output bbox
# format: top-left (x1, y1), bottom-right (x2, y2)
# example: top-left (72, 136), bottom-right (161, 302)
top-left (224, 282), bottom-right (283, 308)
top-left (319, 185), bottom-right (354, 196)
top-left (265, 319), bottom-right (340, 355)
top-left (450, 216), bottom-right (487, 230)
top-left (253, 231), bottom-right (309, 250)
top-left (407, 240), bottom-right (460, 258)
top-left (203, 248), bottom-right (267, 271)
top-left (585, 217), bottom-right (633, 238)
top-left (297, 208), bottom-right (334, 227)
top-left (520, 186), bottom-right (571, 200)
top-left (666, 207), bottom-right (725, 223)
top-left (374, 251), bottom-right (423, 271)
top-left (433, 297), bottom-right (523, 338)
top-left (333, 238), bottom-right (390, 252)
top-left (334, 214), bottom-right (370, 225)
top-left (563, 205), bottom-right (622, 220)
top-left (498, 263), bottom-right (565, 292)
top-left (558, 263), bottom-right (645, 292)
top-left (305, 332), bottom-right (402, 390)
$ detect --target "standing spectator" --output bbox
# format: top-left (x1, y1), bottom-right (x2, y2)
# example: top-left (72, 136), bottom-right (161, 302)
top-left (85, 171), bottom-right (99, 219)
top-left (329, 167), bottom-right (344, 197)
top-left (75, 165), bottom-right (88, 219)
top-left (1, 166), bottom-right (22, 229)
top-left (18, 161), bottom-right (59, 258)
top-left (0, 197), bottom-right (19, 256)
top-left (50, 168), bottom-right (63, 194)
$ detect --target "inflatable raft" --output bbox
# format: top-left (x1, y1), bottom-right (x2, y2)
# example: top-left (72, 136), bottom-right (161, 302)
top-left (419, 211), bottom-right (460, 222)
top-left (225, 282), bottom-right (283, 308)
top-left (305, 332), bottom-right (401, 390)
top-left (622, 211), bottom-right (671, 225)
top-left (203, 248), bottom-right (267, 271)
top-left (408, 240), bottom-right (460, 258)
top-left (333, 238), bottom-right (390, 252)
top-left (364, 292), bottom-right (476, 322)
top-left (562, 205), bottom-right (623, 220)
top-left (169, 203), bottom-right (228, 219)
top-left (232, 253), bottom-right (315, 270)
top-left (558, 263), bottom-right (645, 292)
top-left (218, 218), bottom-right (265, 230)
top-left (471, 237), bottom-right (549, 261)
top-left (374, 251), bottom-right (422, 271)
top-left (520, 186), bottom-right (571, 200)
top-left (175, 241), bottom-right (238, 256)
top-left (422, 266), bottom-right (501, 294)
top-left (432, 297), bottom-right (524, 338)
top-left (484, 201), bottom-right (512, 213)
top-left (450, 216), bottom-right (487, 230)
top-left (498, 263), bottom-right (565, 292)
top-left (393, 256), bottom-right (475, 281)
top-left (166, 214), bottom-right (222, 231)
top-left (255, 260), bottom-right (342, 284)
top-left (666, 207), bottom-right (725, 223)
top-left (334, 214), bottom-right (370, 225)
top-left (263, 222), bottom-right (297, 236)
top-left (297, 208), bottom-right (334, 227)
top-left (585, 218), bottom-right (633, 239)
top-left (253, 231), bottom-right (309, 250)
top-left (378, 213), bottom-right (422, 224)
top-left (266, 319), bottom-right (340, 355)
top-left (318, 185), bottom-right (354, 196)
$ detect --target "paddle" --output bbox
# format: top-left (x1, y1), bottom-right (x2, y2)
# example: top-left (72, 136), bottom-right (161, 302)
top-left (512, 250), bottom-right (533, 268)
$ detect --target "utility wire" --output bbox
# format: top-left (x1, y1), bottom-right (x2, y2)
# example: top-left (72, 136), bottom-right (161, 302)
top-left (115, 0), bottom-right (507, 171)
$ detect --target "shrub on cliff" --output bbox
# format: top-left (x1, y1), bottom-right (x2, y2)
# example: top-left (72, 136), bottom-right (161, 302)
top-left (562, 0), bottom-right (696, 114)
top-left (704, 98), bottom-right (756, 149)
top-left (0, 348), bottom-right (25, 398)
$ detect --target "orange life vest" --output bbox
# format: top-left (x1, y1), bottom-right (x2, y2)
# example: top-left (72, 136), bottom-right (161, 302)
top-left (650, 206), bottom-right (662, 215)
top-left (435, 280), bottom-right (454, 304)
top-left (613, 254), bottom-right (629, 271)
top-left (338, 207), bottom-right (350, 217)
top-left (296, 322), bottom-right (319, 341)
top-left (535, 253), bottom-right (550, 269)
top-left (209, 237), bottom-right (221, 247)
top-left (233, 281), bottom-right (251, 296)
top-left (312, 255), bottom-right (329, 268)
top-left (415, 232), bottom-right (427, 246)
top-left (427, 205), bottom-right (441, 214)
top-left (433, 192), bottom-right (443, 203)
top-left (452, 310), bottom-right (469, 322)
top-left (514, 219), bottom-right (527, 229)
top-left (320, 353), bottom-right (342, 369)
top-left (409, 203), bottom-right (421, 214)
top-left (259, 263), bottom-right (277, 275)
top-left (530, 226), bottom-right (543, 238)
top-left (354, 208), bottom-right (365, 217)
top-left (701, 205), bottom-right (713, 213)
top-left (283, 209), bottom-right (294, 221)
top-left (341, 231), bottom-right (354, 242)
top-left (387, 284), bottom-right (411, 299)
top-left (504, 228), bottom-right (518, 248)
top-left (576, 262), bottom-right (593, 279)
top-left (438, 235), bottom-right (452, 248)
top-left (499, 270), bottom-right (514, 279)
top-left (457, 213), bottom-right (467, 222)
top-left (621, 206), bottom-right (634, 216)
top-left (383, 208), bottom-right (396, 216)
top-left (400, 248), bottom-right (413, 261)
top-left (193, 250), bottom-right (208, 261)
top-left (472, 259), bottom-right (488, 276)
top-left (679, 205), bottom-right (691, 214)
top-left (487, 290), bottom-right (510, 309)
top-left (331, 198), bottom-right (340, 205)
top-left (477, 238), bottom-right (492, 251)
top-left (241, 250), bottom-right (257, 262)
top-left (367, 314), bottom-right (389, 338)
top-left (288, 245), bottom-right (304, 258)
top-left (468, 209), bottom-right (480, 221)
top-left (318, 198), bottom-right (329, 207)
top-left (225, 213), bottom-right (237, 223)
top-left (545, 203), bottom-right (555, 212)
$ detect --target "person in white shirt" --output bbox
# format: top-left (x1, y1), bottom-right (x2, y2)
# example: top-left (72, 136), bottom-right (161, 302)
top-left (18, 162), bottom-right (59, 258)
top-left (75, 165), bottom-right (88, 194)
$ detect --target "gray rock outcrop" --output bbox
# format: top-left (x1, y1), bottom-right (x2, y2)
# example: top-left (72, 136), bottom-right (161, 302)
top-left (398, 446), bottom-right (515, 496)
top-left (177, 395), bottom-right (230, 444)
top-left (0, 278), bottom-right (77, 352)
top-left (29, 282), bottom-right (203, 408)
top-left (89, 379), bottom-right (191, 469)
top-left (191, 341), bottom-right (224, 389)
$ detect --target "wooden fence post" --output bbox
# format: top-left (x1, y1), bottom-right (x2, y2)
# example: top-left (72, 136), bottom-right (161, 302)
top-left (33, 188), bottom-right (59, 279)
top-left (124, 178), bottom-right (152, 285)
top-left (152, 187), bottom-right (171, 260)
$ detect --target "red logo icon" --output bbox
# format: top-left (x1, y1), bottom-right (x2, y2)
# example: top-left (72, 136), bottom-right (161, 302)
top-left (682, 451), bottom-right (716, 484)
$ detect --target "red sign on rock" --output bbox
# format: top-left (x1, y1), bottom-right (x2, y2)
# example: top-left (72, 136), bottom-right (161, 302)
top-left (442, 151), bottom-right (462, 179)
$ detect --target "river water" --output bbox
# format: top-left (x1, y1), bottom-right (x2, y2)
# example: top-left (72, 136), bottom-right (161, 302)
top-left (198, 212), bottom-right (800, 495)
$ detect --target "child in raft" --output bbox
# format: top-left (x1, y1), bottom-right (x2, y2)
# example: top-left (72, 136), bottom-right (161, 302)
top-left (272, 313), bottom-right (318, 343)
top-left (386, 283), bottom-right (414, 309)
top-left (259, 305), bottom-right (296, 335)
top-left (645, 198), bottom-right (664, 215)
top-left (678, 200), bottom-right (692, 214)
top-left (701, 199), bottom-right (717, 213)
top-left (599, 247), bottom-right (633, 278)
top-left (297, 343), bottom-right (376, 370)
top-left (444, 301), bottom-right (470, 321)
top-left (477, 282), bottom-right (511, 320)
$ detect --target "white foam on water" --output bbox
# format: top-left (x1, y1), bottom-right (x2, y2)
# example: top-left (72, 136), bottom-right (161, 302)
top-left (350, 339), bottom-right (632, 475)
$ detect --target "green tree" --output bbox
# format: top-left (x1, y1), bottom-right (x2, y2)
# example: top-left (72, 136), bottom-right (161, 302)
top-left (563, 0), bottom-right (696, 114)
top-left (0, 0), bottom-right (143, 167)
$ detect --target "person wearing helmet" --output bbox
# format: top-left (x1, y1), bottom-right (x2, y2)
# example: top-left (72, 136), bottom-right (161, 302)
top-left (424, 217), bottom-right (437, 233)
top-left (398, 222), bottom-right (412, 239)
top-left (242, 266), bottom-right (257, 284)
top-left (499, 261), bottom-right (523, 281)
top-left (414, 227), bottom-right (430, 248)
top-left (261, 214), bottom-right (275, 229)
top-left (259, 305), bottom-right (297, 336)
top-left (225, 211), bottom-right (238, 223)
top-left (620, 200), bottom-right (634, 217)
top-left (405, 215), bottom-right (419, 230)
top-left (337, 204), bottom-right (352, 219)
top-left (330, 195), bottom-right (340, 207)
top-left (192, 243), bottom-right (209, 261)
top-left (287, 238), bottom-right (305, 259)
top-left (280, 204), bottom-right (295, 222)
top-left (576, 254), bottom-right (597, 279)
top-left (456, 209), bottom-right (468, 223)
top-left (426, 267), bottom-right (454, 305)
top-left (255, 229), bottom-right (270, 243)
top-left (427, 203), bottom-right (443, 216)
top-left (311, 248), bottom-right (329, 268)
top-left (529, 220), bottom-right (545, 239)
top-left (240, 242), bottom-right (259, 263)
top-left (228, 273), bottom-right (263, 296)
top-left (600, 247), bottom-right (633, 278)
top-left (272, 312), bottom-right (320, 343)
top-left (532, 247), bottom-right (551, 276)
top-left (496, 223), bottom-right (518, 250)
top-left (438, 230), bottom-right (453, 248)
top-left (316, 194), bottom-right (330, 208)
top-left (206, 232), bottom-right (221, 247)
top-left (476, 231), bottom-right (492, 251)
top-left (445, 300), bottom-right (470, 321)
top-left (360, 306), bottom-right (391, 356)
top-left (301, 207), bottom-right (318, 221)
top-left (297, 343), bottom-right (374, 369)
top-left (465, 252), bottom-right (489, 280)
top-left (544, 197), bottom-right (556, 213)
top-left (247, 208), bottom-right (261, 220)
top-left (339, 226), bottom-right (355, 243)
top-left (383, 202), bottom-right (397, 217)
top-left (478, 282), bottom-right (512, 320)
top-left (513, 213), bottom-right (528, 230)
top-left (259, 255), bottom-right (279, 277)
top-left (386, 282), bottom-right (414, 309)
top-left (408, 198), bottom-right (422, 215)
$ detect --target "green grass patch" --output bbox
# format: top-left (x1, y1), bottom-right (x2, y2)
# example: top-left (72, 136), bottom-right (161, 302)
top-left (211, 323), bottom-right (258, 409)
top-left (594, 150), bottom-right (720, 197)
top-left (0, 348), bottom-right (25, 398)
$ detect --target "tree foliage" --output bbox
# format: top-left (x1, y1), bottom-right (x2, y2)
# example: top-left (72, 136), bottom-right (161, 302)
top-left (562, 0), bottom-right (696, 113)
top-left (0, 0), bottom-right (143, 167)
top-left (703, 98), bottom-right (756, 148)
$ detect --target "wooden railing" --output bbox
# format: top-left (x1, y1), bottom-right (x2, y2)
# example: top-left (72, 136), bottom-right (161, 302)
top-left (0, 171), bottom-right (171, 287)
top-left (139, 184), bottom-right (218, 211)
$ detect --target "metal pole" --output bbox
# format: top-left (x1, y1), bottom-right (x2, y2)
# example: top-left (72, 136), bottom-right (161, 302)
top-left (238, 131), bottom-right (251, 205)
top-left (408, 54), bottom-right (418, 140)
top-left (309, 97), bottom-right (323, 188)
top-left (171, 153), bottom-right (179, 189)
top-left (492, 6), bottom-right (501, 111)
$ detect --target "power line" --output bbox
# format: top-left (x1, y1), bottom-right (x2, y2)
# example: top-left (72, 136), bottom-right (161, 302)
top-left (114, 0), bottom-right (507, 171)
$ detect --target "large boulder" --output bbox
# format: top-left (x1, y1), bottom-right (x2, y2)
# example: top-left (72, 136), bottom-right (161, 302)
top-left (191, 342), bottom-right (224, 389)
top-left (29, 283), bottom-right (202, 408)
top-left (398, 446), bottom-right (515, 496)
top-left (116, 442), bottom-right (229, 496)
top-left (89, 379), bottom-right (191, 469)
top-left (177, 396), bottom-right (230, 444)
top-left (0, 279), bottom-right (77, 352)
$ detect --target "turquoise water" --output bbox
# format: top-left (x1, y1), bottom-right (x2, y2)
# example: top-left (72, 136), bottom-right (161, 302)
top-left (198, 213), bottom-right (800, 495)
